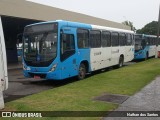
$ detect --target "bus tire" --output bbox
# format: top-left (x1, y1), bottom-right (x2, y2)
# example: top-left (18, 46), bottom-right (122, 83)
top-left (145, 52), bottom-right (148, 60)
top-left (78, 63), bottom-right (86, 80)
top-left (118, 56), bottom-right (124, 68)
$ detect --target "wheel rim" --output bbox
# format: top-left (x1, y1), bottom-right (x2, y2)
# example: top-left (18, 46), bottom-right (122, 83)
top-left (120, 61), bottom-right (122, 67)
top-left (119, 57), bottom-right (123, 67)
top-left (145, 54), bottom-right (148, 60)
top-left (79, 66), bottom-right (85, 79)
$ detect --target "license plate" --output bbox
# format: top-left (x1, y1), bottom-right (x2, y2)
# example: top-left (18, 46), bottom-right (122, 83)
top-left (34, 75), bottom-right (40, 79)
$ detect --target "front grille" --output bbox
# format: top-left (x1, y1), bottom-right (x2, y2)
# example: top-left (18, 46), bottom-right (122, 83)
top-left (28, 73), bottom-right (46, 78)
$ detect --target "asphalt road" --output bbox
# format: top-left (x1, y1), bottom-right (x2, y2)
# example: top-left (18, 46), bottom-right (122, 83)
top-left (4, 69), bottom-right (77, 103)
top-left (4, 62), bottom-right (136, 103)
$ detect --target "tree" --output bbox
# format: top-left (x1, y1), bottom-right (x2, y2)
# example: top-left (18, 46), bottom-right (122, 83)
top-left (136, 21), bottom-right (158, 35)
top-left (122, 21), bottom-right (136, 32)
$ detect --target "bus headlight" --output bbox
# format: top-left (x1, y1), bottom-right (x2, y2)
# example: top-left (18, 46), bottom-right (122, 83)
top-left (49, 64), bottom-right (57, 72)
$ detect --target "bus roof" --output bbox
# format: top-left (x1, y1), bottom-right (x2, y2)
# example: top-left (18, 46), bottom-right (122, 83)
top-left (25, 20), bottom-right (134, 33)
top-left (136, 34), bottom-right (157, 38)
top-left (92, 25), bottom-right (134, 33)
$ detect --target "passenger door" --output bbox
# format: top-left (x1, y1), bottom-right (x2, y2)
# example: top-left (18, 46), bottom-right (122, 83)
top-left (111, 32), bottom-right (120, 65)
top-left (60, 27), bottom-right (78, 79)
top-left (125, 34), bottom-right (134, 61)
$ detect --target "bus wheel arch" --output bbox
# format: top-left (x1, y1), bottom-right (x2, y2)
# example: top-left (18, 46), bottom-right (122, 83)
top-left (145, 52), bottom-right (149, 60)
top-left (118, 54), bottom-right (124, 68)
top-left (77, 61), bottom-right (89, 80)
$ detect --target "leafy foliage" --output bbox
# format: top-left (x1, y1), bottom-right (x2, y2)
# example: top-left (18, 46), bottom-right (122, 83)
top-left (136, 21), bottom-right (158, 35)
top-left (122, 21), bottom-right (136, 32)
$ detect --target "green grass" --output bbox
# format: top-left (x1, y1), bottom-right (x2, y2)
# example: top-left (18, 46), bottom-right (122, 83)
top-left (2, 59), bottom-right (160, 120)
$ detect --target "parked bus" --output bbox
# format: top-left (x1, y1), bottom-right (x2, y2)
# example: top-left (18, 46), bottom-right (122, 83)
top-left (0, 16), bottom-right (8, 109)
top-left (134, 34), bottom-right (157, 60)
top-left (22, 20), bottom-right (134, 80)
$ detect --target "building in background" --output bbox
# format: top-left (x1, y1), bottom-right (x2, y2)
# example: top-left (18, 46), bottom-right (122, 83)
top-left (0, 0), bottom-right (130, 63)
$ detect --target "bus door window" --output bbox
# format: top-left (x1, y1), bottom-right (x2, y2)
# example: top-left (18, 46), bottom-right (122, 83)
top-left (60, 34), bottom-right (75, 61)
top-left (141, 39), bottom-right (146, 49)
top-left (146, 37), bottom-right (149, 46)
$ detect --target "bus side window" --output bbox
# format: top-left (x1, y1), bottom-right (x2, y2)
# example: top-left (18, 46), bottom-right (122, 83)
top-left (111, 32), bottom-right (119, 46)
top-left (60, 34), bottom-right (75, 61)
top-left (101, 31), bottom-right (111, 47)
top-left (90, 30), bottom-right (101, 48)
top-left (119, 33), bottom-right (126, 46)
top-left (77, 29), bottom-right (89, 48)
top-left (126, 34), bottom-right (132, 46)
top-left (132, 34), bottom-right (135, 45)
top-left (150, 38), bottom-right (153, 45)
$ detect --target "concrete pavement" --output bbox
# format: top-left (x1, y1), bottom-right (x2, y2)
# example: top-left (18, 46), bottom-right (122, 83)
top-left (7, 61), bottom-right (22, 70)
top-left (4, 68), bottom-right (54, 103)
top-left (104, 76), bottom-right (160, 120)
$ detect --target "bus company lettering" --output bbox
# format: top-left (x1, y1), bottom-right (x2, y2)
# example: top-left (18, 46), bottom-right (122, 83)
top-left (112, 50), bottom-right (119, 54)
top-left (94, 52), bottom-right (101, 56)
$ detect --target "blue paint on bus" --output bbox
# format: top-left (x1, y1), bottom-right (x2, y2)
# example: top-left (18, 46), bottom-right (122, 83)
top-left (134, 46), bottom-right (149, 59)
top-left (22, 20), bottom-right (134, 80)
top-left (134, 34), bottom-right (156, 60)
top-left (23, 20), bottom-right (92, 80)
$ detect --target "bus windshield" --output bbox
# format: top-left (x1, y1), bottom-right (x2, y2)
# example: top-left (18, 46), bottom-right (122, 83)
top-left (135, 38), bottom-right (142, 51)
top-left (135, 35), bottom-right (146, 51)
top-left (23, 23), bottom-right (58, 66)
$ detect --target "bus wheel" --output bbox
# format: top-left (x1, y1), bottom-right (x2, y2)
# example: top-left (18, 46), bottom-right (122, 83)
top-left (78, 63), bottom-right (86, 80)
top-left (145, 53), bottom-right (148, 60)
top-left (118, 56), bottom-right (124, 68)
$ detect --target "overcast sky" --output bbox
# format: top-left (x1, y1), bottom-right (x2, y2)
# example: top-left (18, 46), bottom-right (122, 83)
top-left (27, 0), bottom-right (159, 29)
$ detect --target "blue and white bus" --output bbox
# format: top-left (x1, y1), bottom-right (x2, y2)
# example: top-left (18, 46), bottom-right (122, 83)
top-left (134, 34), bottom-right (157, 60)
top-left (22, 20), bottom-right (134, 80)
